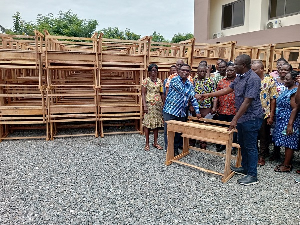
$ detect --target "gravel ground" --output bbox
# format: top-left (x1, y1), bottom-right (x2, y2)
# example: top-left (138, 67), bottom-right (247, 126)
top-left (1, 130), bottom-right (300, 224)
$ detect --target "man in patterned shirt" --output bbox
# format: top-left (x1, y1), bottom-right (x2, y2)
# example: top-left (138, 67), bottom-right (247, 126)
top-left (165, 59), bottom-right (194, 97)
top-left (163, 64), bottom-right (201, 155)
top-left (252, 60), bottom-right (278, 166)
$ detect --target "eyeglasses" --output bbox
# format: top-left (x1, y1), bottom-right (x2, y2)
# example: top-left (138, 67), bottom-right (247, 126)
top-left (180, 69), bottom-right (190, 72)
top-left (226, 69), bottom-right (235, 72)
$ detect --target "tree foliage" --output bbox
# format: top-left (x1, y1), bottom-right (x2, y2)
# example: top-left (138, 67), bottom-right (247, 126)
top-left (151, 31), bottom-right (168, 42)
top-left (171, 32), bottom-right (194, 43)
top-left (4, 11), bottom-right (194, 42)
top-left (100, 27), bottom-right (140, 40)
top-left (8, 10), bottom-right (98, 37)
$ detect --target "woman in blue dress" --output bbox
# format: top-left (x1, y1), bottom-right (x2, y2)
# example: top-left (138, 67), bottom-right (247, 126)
top-left (273, 71), bottom-right (300, 172)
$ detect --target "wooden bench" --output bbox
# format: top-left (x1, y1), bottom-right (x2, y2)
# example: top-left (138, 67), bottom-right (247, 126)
top-left (165, 118), bottom-right (241, 183)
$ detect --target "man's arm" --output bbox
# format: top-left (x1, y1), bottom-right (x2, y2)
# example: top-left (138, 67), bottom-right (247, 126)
top-left (228, 98), bottom-right (253, 130)
top-left (195, 86), bottom-right (233, 100)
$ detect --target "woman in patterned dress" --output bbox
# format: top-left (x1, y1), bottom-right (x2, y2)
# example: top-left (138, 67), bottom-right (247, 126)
top-left (142, 64), bottom-right (164, 151)
top-left (271, 63), bottom-right (293, 160)
top-left (273, 71), bottom-right (300, 172)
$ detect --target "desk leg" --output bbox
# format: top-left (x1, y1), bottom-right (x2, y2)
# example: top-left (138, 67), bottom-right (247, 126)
top-left (182, 136), bottom-right (189, 155)
top-left (165, 130), bottom-right (175, 165)
top-left (236, 147), bottom-right (242, 167)
top-left (222, 136), bottom-right (234, 183)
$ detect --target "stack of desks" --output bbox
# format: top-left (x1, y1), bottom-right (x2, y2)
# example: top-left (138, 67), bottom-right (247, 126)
top-left (0, 31), bottom-right (299, 141)
top-left (0, 32), bottom-right (46, 141)
top-left (98, 37), bottom-right (148, 137)
top-left (45, 33), bottom-right (98, 139)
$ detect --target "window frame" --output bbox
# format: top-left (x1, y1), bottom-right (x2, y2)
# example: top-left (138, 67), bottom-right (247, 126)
top-left (269, 0), bottom-right (300, 19)
top-left (221, 0), bottom-right (245, 30)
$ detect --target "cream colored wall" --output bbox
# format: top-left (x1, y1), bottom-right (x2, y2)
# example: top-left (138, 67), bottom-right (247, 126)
top-left (209, 0), bottom-right (300, 39)
top-left (209, 0), bottom-right (250, 39)
top-left (273, 14), bottom-right (300, 28)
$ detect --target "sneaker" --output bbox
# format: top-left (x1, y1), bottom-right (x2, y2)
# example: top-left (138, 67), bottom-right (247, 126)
top-left (231, 166), bottom-right (247, 175)
top-left (238, 175), bottom-right (259, 185)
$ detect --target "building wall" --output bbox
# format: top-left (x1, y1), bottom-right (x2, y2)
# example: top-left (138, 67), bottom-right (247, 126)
top-left (194, 0), bottom-right (300, 45)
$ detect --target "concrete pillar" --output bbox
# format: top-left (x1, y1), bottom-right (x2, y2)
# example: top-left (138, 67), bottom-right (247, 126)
top-left (194, 0), bottom-right (210, 42)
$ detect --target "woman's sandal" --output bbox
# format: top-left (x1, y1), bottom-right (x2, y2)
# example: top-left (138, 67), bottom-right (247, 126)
top-left (152, 144), bottom-right (163, 150)
top-left (144, 145), bottom-right (150, 151)
top-left (274, 164), bottom-right (292, 172)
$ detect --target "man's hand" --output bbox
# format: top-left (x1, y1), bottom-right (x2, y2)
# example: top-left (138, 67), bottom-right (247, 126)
top-left (228, 119), bottom-right (237, 131)
top-left (267, 116), bottom-right (274, 125)
top-left (196, 113), bottom-right (202, 119)
top-left (195, 94), bottom-right (208, 101)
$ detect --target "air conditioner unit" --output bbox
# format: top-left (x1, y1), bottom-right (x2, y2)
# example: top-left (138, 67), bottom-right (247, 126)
top-left (266, 19), bottom-right (282, 29)
top-left (212, 32), bottom-right (224, 39)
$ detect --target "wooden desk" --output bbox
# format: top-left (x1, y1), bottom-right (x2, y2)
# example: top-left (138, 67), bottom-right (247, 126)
top-left (165, 118), bottom-right (241, 183)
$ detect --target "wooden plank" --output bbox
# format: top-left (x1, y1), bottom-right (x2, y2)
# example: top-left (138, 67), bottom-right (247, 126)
top-left (172, 160), bottom-right (223, 176)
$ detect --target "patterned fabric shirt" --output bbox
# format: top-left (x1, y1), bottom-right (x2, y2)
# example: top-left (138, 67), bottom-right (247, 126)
top-left (194, 76), bottom-right (216, 109)
top-left (142, 77), bottom-right (163, 103)
top-left (217, 77), bottom-right (236, 115)
top-left (165, 73), bottom-right (194, 88)
top-left (275, 78), bottom-right (288, 95)
top-left (163, 75), bottom-right (200, 117)
top-left (212, 72), bottom-right (225, 87)
top-left (229, 69), bottom-right (263, 123)
top-left (260, 76), bottom-right (278, 119)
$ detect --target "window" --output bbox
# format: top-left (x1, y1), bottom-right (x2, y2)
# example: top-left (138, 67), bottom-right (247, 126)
top-left (270, 0), bottom-right (300, 18)
top-left (222, 0), bottom-right (245, 29)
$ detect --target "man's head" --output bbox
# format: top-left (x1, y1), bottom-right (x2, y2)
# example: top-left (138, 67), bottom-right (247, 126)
top-left (218, 60), bottom-right (227, 76)
top-left (170, 65), bottom-right (177, 75)
top-left (216, 58), bottom-right (224, 71)
top-left (234, 54), bottom-right (251, 75)
top-left (251, 60), bottom-right (264, 78)
top-left (199, 61), bottom-right (208, 67)
top-left (226, 62), bottom-right (236, 80)
top-left (175, 59), bottom-right (185, 72)
top-left (179, 64), bottom-right (191, 81)
top-left (197, 65), bottom-right (207, 79)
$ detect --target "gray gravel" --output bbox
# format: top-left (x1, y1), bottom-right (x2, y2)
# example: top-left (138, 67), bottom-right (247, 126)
top-left (1, 131), bottom-right (300, 224)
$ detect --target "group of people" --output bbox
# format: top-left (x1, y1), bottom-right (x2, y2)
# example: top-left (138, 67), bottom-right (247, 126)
top-left (141, 54), bottom-right (300, 185)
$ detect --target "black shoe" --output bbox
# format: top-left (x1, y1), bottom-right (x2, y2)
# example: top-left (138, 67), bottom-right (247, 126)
top-left (231, 166), bottom-right (247, 175)
top-left (174, 149), bottom-right (179, 156)
top-left (216, 145), bottom-right (225, 152)
top-left (237, 175), bottom-right (258, 185)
